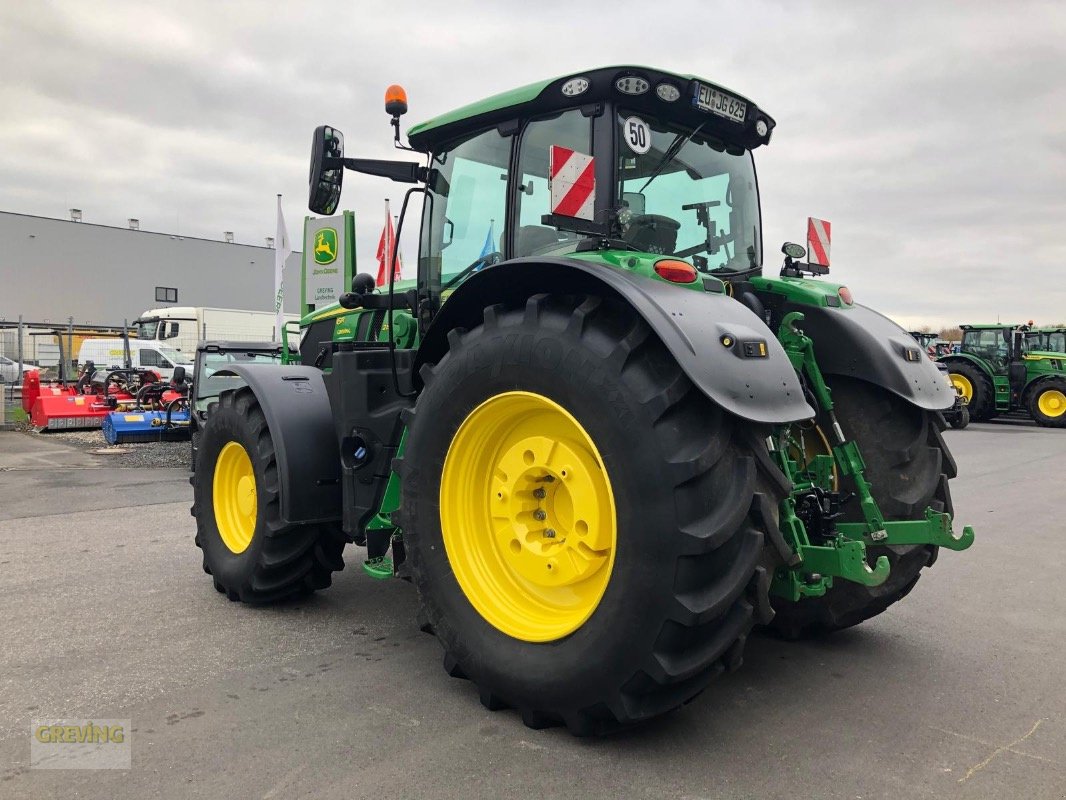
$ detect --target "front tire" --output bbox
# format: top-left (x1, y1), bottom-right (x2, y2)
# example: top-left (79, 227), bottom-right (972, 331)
top-left (1028, 378), bottom-right (1066, 428)
top-left (949, 403), bottom-right (970, 430)
top-left (769, 377), bottom-right (956, 638)
top-left (191, 388), bottom-right (347, 603)
top-left (398, 294), bottom-right (788, 734)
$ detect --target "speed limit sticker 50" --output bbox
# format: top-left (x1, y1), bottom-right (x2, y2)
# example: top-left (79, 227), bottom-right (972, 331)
top-left (622, 116), bottom-right (651, 155)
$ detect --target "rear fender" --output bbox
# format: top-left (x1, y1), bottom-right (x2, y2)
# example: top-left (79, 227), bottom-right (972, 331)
top-left (213, 364), bottom-right (341, 525)
top-left (780, 302), bottom-right (956, 411)
top-left (417, 258), bottom-right (814, 425)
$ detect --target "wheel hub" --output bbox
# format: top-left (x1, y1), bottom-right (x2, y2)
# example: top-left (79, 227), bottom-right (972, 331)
top-left (492, 435), bottom-right (611, 589)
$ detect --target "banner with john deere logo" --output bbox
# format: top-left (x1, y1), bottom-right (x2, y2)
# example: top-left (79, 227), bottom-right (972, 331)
top-left (302, 211), bottom-right (355, 316)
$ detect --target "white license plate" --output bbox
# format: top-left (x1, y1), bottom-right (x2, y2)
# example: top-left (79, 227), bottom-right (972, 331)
top-left (693, 84), bottom-right (747, 123)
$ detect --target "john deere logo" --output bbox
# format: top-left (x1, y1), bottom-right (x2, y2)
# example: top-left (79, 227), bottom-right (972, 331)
top-left (313, 228), bottom-right (338, 265)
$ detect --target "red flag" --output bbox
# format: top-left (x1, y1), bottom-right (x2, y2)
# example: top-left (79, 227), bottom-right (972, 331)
top-left (375, 200), bottom-right (402, 286)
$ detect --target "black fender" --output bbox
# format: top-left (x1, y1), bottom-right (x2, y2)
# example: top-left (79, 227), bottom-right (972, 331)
top-left (417, 257), bottom-right (814, 424)
top-left (212, 364), bottom-right (341, 525)
top-left (784, 302), bottom-right (955, 411)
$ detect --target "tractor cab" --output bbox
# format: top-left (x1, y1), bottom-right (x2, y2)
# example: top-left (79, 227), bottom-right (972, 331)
top-left (1025, 326), bottom-right (1066, 355)
top-left (307, 67), bottom-right (774, 326)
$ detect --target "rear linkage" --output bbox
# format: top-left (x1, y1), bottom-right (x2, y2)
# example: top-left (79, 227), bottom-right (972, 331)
top-left (769, 311), bottom-right (974, 601)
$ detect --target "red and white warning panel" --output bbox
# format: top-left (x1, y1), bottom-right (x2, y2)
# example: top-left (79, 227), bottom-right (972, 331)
top-left (807, 217), bottom-right (831, 268)
top-left (549, 146), bottom-right (595, 220)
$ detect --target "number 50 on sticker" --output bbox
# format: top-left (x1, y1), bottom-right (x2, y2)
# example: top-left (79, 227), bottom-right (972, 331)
top-left (622, 116), bottom-right (651, 155)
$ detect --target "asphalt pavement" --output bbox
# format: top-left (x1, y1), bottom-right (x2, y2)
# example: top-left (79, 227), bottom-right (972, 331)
top-left (0, 423), bottom-right (1063, 799)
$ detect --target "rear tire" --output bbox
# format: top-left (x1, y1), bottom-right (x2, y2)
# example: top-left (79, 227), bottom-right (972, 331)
top-left (769, 377), bottom-right (956, 638)
top-left (397, 294), bottom-right (789, 735)
top-left (191, 388), bottom-right (347, 603)
top-left (1027, 378), bottom-right (1066, 428)
top-left (946, 361), bottom-right (995, 421)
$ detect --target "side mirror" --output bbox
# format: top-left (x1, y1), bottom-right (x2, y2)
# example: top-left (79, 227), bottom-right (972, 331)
top-left (309, 125), bottom-right (345, 215)
top-left (172, 366), bottom-right (186, 384)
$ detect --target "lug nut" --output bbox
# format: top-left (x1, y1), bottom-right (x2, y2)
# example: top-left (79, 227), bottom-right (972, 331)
top-left (544, 528), bottom-right (556, 538)
top-left (533, 510), bottom-right (546, 521)
top-left (533, 488), bottom-right (546, 499)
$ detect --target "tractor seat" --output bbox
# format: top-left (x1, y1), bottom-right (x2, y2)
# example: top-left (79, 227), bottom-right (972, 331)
top-left (516, 225), bottom-right (564, 257)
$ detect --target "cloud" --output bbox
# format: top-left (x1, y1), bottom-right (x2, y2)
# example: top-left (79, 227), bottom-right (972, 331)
top-left (2, 0), bottom-right (1064, 327)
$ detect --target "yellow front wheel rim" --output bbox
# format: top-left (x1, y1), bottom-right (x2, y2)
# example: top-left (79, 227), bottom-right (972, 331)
top-left (440, 391), bottom-right (617, 643)
top-left (213, 441), bottom-right (257, 554)
top-left (1037, 389), bottom-right (1066, 418)
top-left (949, 373), bottom-right (973, 403)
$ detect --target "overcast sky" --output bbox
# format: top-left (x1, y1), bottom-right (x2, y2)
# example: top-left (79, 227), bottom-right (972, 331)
top-left (2, 1), bottom-right (1064, 328)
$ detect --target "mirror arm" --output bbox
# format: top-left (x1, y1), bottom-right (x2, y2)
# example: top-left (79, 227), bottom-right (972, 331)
top-left (340, 158), bottom-right (430, 185)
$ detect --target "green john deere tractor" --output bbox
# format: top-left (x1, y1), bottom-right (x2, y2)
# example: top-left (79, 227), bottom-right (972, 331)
top-left (941, 324), bottom-right (1066, 427)
top-left (192, 66), bottom-right (973, 734)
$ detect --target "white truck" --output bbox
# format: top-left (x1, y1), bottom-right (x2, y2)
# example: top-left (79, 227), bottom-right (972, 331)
top-left (133, 306), bottom-right (300, 356)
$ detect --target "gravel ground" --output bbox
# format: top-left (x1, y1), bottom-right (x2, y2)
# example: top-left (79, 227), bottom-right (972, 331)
top-left (14, 428), bottom-right (191, 469)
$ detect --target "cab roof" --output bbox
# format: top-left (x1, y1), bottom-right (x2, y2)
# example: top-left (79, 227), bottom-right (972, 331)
top-left (406, 65), bottom-right (775, 153)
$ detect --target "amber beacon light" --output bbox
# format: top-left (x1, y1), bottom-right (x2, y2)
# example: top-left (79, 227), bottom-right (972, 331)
top-left (385, 84), bottom-right (409, 117)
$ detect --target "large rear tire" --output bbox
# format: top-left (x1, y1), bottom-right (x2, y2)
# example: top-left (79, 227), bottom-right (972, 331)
top-left (769, 377), bottom-right (956, 638)
top-left (191, 387), bottom-right (347, 603)
top-left (397, 294), bottom-right (789, 734)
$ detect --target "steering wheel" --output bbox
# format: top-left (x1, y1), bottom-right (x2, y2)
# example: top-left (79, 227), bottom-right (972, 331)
top-left (442, 251), bottom-right (502, 290)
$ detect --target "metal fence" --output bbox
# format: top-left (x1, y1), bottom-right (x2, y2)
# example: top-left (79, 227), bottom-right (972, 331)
top-left (0, 316), bottom-right (136, 429)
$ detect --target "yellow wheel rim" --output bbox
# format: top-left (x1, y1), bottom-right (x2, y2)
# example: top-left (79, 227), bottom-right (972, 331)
top-left (949, 373), bottom-right (973, 403)
top-left (213, 441), bottom-right (257, 554)
top-left (1038, 389), bottom-right (1066, 418)
top-left (440, 391), bottom-right (616, 643)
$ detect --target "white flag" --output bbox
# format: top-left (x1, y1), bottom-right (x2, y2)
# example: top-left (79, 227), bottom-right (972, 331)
top-left (274, 195), bottom-right (291, 342)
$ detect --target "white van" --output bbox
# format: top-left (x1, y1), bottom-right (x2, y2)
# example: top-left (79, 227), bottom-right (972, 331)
top-left (78, 338), bottom-right (194, 381)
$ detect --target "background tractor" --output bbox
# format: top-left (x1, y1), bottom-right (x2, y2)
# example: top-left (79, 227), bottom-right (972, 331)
top-left (191, 66), bottom-right (972, 734)
top-left (941, 324), bottom-right (1066, 427)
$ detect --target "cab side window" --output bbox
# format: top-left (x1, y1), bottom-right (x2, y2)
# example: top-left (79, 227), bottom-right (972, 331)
top-left (420, 127), bottom-right (512, 294)
top-left (139, 349), bottom-right (163, 368)
top-left (514, 109), bottom-right (592, 257)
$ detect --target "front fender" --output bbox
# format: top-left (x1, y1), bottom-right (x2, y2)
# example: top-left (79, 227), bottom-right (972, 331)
top-left (418, 258), bottom-right (814, 424)
top-left (213, 364), bottom-right (341, 525)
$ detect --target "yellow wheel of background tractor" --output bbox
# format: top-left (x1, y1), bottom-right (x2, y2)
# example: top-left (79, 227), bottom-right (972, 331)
top-left (948, 372), bottom-right (973, 403)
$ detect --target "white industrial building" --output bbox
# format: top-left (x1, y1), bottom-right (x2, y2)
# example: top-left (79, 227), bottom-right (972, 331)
top-left (0, 210), bottom-right (302, 325)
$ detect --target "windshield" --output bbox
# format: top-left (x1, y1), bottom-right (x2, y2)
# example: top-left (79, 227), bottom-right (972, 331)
top-left (194, 351), bottom-right (280, 409)
top-left (135, 319), bottom-right (159, 340)
top-left (616, 110), bottom-right (760, 273)
top-left (158, 345), bottom-right (193, 366)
